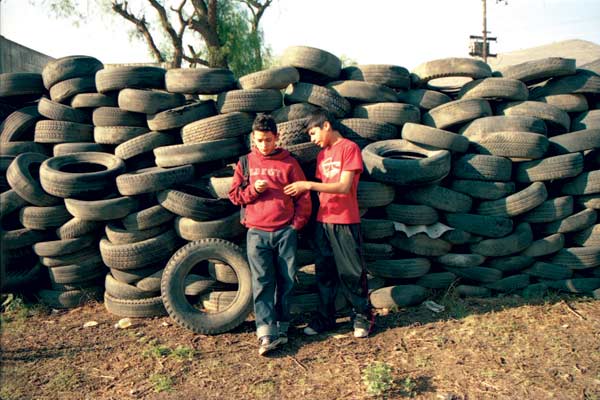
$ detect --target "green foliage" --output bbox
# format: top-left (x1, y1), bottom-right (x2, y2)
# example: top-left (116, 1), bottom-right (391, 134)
top-left (362, 361), bottom-right (394, 397)
top-left (149, 373), bottom-right (173, 393)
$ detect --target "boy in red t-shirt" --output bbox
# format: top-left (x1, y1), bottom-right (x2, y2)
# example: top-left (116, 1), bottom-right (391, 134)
top-left (229, 114), bottom-right (311, 355)
top-left (284, 109), bottom-right (374, 338)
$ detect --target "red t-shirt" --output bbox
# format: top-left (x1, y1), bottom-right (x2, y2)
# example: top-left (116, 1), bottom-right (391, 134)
top-left (315, 138), bottom-right (363, 224)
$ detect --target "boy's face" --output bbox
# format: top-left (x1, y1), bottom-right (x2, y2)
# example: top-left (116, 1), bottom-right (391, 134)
top-left (307, 121), bottom-right (332, 148)
top-left (252, 130), bottom-right (278, 155)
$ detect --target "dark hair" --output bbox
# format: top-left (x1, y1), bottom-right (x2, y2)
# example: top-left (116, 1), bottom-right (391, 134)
top-left (306, 108), bottom-right (339, 132)
top-left (252, 113), bottom-right (277, 134)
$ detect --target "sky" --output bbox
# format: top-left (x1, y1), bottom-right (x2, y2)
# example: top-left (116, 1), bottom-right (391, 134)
top-left (1, 0), bottom-right (599, 70)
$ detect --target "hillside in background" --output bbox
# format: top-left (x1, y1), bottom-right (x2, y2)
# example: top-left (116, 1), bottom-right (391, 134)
top-left (489, 39), bottom-right (600, 68)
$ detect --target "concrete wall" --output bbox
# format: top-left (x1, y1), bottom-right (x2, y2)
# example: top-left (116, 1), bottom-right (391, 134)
top-left (1, 36), bottom-right (55, 73)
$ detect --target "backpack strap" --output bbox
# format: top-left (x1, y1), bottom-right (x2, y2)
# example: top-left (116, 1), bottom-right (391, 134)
top-left (240, 154), bottom-right (249, 188)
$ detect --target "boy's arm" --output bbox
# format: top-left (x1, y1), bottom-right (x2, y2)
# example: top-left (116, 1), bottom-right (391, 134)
top-left (228, 160), bottom-right (260, 206)
top-left (289, 163), bottom-right (312, 230)
top-left (284, 170), bottom-right (356, 196)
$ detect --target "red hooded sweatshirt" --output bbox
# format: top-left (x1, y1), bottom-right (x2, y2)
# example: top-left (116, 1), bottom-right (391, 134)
top-left (229, 147), bottom-right (312, 231)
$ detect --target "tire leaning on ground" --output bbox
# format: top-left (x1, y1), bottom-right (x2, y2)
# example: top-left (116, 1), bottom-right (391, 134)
top-left (161, 239), bottom-right (253, 334)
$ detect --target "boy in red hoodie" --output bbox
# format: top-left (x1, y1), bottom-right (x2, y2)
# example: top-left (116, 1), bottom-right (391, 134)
top-left (229, 114), bottom-right (311, 356)
top-left (284, 109), bottom-right (373, 338)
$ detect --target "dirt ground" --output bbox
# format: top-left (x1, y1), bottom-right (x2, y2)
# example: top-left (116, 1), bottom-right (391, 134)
top-left (1, 292), bottom-right (599, 400)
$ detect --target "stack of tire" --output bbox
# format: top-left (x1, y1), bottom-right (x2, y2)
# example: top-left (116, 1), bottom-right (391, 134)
top-left (2, 48), bottom-right (599, 324)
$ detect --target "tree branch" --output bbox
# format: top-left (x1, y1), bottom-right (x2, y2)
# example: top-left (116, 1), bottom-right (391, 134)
top-left (112, 1), bottom-right (165, 62)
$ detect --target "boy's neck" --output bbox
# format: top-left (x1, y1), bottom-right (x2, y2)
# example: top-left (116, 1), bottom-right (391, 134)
top-left (326, 130), bottom-right (343, 147)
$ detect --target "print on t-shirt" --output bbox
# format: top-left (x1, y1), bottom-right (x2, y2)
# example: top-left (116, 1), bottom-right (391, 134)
top-left (320, 157), bottom-right (341, 179)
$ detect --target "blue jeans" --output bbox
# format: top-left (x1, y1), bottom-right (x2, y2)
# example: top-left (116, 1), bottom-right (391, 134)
top-left (246, 225), bottom-right (297, 338)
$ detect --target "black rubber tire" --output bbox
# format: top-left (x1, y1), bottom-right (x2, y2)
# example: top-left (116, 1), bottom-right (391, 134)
top-left (99, 230), bottom-right (179, 270)
top-left (484, 274), bottom-right (530, 293)
top-left (357, 181), bottom-right (395, 209)
top-left (366, 258), bottom-right (430, 279)
top-left (147, 100), bottom-right (216, 131)
top-left (64, 196), bottom-right (139, 221)
top-left (115, 131), bottom-right (176, 161)
top-left (42, 55), bottom-right (103, 89)
top-left (238, 66), bottom-right (300, 90)
top-left (449, 180), bottom-right (516, 200)
top-left (280, 46), bottom-right (341, 80)
top-left (34, 120), bottom-right (94, 143)
top-left (422, 99), bottom-right (492, 129)
top-left (174, 212), bottom-right (245, 241)
top-left (360, 219), bottom-right (395, 240)
top-left (327, 80), bottom-right (398, 103)
top-left (390, 233), bottom-right (451, 256)
top-left (396, 89), bottom-right (451, 111)
top-left (459, 115), bottom-right (547, 137)
top-left (105, 222), bottom-right (170, 245)
top-left (458, 77), bottom-right (528, 101)
top-left (538, 208), bottom-right (597, 235)
top-left (284, 82), bottom-right (351, 118)
top-left (95, 66), bottom-right (166, 93)
top-left (494, 57), bottom-right (576, 84)
top-left (161, 239), bottom-right (253, 334)
top-left (521, 196), bottom-right (574, 223)
top-left (452, 154), bottom-right (513, 182)
top-left (456, 285), bottom-right (491, 298)
top-left (47, 256), bottom-right (106, 284)
top-left (514, 153), bottom-right (584, 183)
top-left (32, 233), bottom-right (96, 257)
top-left (0, 106), bottom-right (41, 142)
top-left (435, 253), bottom-right (486, 267)
top-left (40, 245), bottom-right (100, 267)
top-left (476, 182), bottom-right (548, 217)
top-left (104, 292), bottom-right (167, 317)
top-left (495, 101), bottom-right (570, 134)
top-left (117, 88), bottom-right (185, 114)
top-left (38, 286), bottom-right (103, 309)
top-left (93, 126), bottom-right (149, 145)
top-left (562, 170), bottom-right (600, 196)
top-left (271, 103), bottom-right (319, 123)
top-left (339, 118), bottom-right (398, 142)
top-left (401, 185), bottom-right (472, 213)
top-left (70, 93), bottom-right (117, 109)
top-left (154, 138), bottom-right (244, 168)
top-left (164, 68), bottom-right (236, 94)
top-left (0, 141), bottom-right (51, 156)
top-left (352, 102), bottom-right (420, 127)
top-left (276, 118), bottom-right (311, 147)
top-left (92, 107), bottom-right (147, 127)
top-left (116, 165), bottom-right (194, 196)
top-left (0, 189), bottom-right (28, 219)
top-left (444, 266), bottom-right (503, 284)
top-left (548, 129), bottom-right (600, 155)
top-left (530, 69), bottom-right (600, 99)
top-left (402, 123), bottom-right (469, 152)
top-left (38, 97), bottom-right (91, 124)
top-left (105, 273), bottom-right (158, 300)
top-left (369, 285), bottom-right (428, 308)
top-left (39, 152), bottom-right (125, 199)
top-left (109, 264), bottom-right (163, 285)
top-left (19, 204), bottom-right (71, 230)
top-left (157, 185), bottom-right (233, 221)
top-left (572, 224), bottom-right (600, 247)
top-left (521, 234), bottom-right (565, 258)
top-left (470, 223), bottom-right (533, 257)
top-left (416, 272), bottom-right (457, 289)
top-left (572, 110), bottom-right (600, 131)
top-left (121, 204), bottom-right (175, 231)
top-left (537, 94), bottom-right (589, 113)
top-left (362, 139), bottom-right (451, 186)
top-left (216, 89), bottom-right (282, 114)
top-left (1, 227), bottom-right (49, 251)
top-left (55, 217), bottom-right (102, 239)
top-left (49, 76), bottom-right (97, 104)
top-left (412, 57), bottom-right (492, 86)
top-left (546, 278), bottom-right (600, 293)
top-left (444, 213), bottom-right (513, 238)
top-left (6, 152), bottom-right (61, 206)
top-left (181, 112), bottom-right (253, 144)
top-left (469, 131), bottom-right (549, 160)
top-left (53, 142), bottom-right (109, 156)
top-left (0, 73), bottom-right (45, 97)
top-left (385, 203), bottom-right (439, 225)
top-left (341, 64), bottom-right (410, 89)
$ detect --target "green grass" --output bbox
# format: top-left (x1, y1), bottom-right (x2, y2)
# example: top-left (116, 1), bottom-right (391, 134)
top-left (362, 361), bottom-right (394, 396)
top-left (45, 368), bottom-right (80, 393)
top-left (149, 373), bottom-right (173, 393)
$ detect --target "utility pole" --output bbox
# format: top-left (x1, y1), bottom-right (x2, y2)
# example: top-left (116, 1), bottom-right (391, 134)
top-left (469, 0), bottom-right (507, 62)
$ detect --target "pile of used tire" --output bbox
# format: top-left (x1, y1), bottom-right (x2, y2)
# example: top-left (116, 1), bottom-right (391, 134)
top-left (1, 47), bottom-right (599, 334)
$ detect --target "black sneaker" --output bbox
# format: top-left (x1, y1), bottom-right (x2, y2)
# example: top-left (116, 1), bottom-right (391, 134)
top-left (258, 335), bottom-right (281, 356)
top-left (303, 317), bottom-right (335, 336)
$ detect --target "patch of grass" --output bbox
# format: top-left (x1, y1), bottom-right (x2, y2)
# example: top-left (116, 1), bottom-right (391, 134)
top-left (143, 343), bottom-right (172, 358)
top-left (250, 380), bottom-right (276, 397)
top-left (398, 376), bottom-right (417, 398)
top-left (149, 373), bottom-right (173, 393)
top-left (171, 346), bottom-right (195, 361)
top-left (0, 379), bottom-right (26, 400)
top-left (45, 368), bottom-right (79, 393)
top-left (362, 361), bottom-right (394, 397)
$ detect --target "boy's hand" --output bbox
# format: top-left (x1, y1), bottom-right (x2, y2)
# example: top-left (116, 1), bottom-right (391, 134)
top-left (284, 181), bottom-right (310, 196)
top-left (254, 179), bottom-right (268, 193)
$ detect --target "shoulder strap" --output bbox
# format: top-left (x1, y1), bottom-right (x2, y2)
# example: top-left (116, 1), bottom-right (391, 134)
top-left (240, 155), bottom-right (249, 188)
